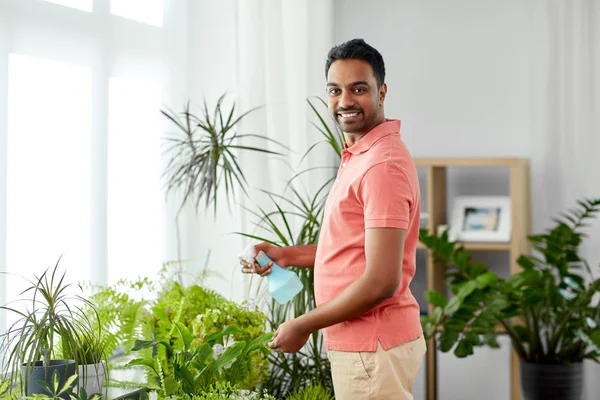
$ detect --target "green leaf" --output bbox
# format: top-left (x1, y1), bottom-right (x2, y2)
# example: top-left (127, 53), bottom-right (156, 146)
top-left (439, 329), bottom-right (460, 352)
top-left (475, 272), bottom-right (498, 289)
top-left (558, 288), bottom-right (576, 300)
top-left (563, 276), bottom-right (584, 293)
top-left (424, 289), bottom-right (448, 309)
top-left (175, 322), bottom-right (193, 350)
top-left (516, 255), bottom-right (536, 269)
top-left (433, 307), bottom-right (443, 325)
top-left (58, 373), bottom-right (78, 395)
top-left (130, 339), bottom-right (156, 351)
top-left (589, 330), bottom-right (600, 347)
top-left (585, 317), bottom-right (598, 329)
top-left (444, 296), bottom-right (463, 315)
top-left (194, 343), bottom-right (215, 365)
top-left (522, 288), bottom-right (545, 305)
top-left (454, 338), bottom-right (474, 358)
top-left (163, 376), bottom-right (180, 396)
top-left (456, 280), bottom-right (478, 300)
top-left (211, 341), bottom-right (246, 372)
top-left (125, 358), bottom-right (158, 376)
top-left (205, 325), bottom-right (240, 344)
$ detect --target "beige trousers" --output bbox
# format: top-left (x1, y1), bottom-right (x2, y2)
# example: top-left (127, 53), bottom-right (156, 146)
top-left (327, 335), bottom-right (427, 400)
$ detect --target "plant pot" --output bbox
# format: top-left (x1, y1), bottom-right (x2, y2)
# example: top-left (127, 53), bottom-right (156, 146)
top-left (78, 360), bottom-right (106, 396)
top-left (21, 359), bottom-right (76, 399)
top-left (520, 360), bottom-right (583, 400)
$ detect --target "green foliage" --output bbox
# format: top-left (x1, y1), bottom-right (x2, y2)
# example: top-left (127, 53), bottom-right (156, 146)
top-left (0, 379), bottom-right (17, 400)
top-left (178, 381), bottom-right (276, 400)
top-left (127, 324), bottom-right (273, 398)
top-left (285, 384), bottom-right (335, 400)
top-left (191, 301), bottom-right (270, 390)
top-left (150, 281), bottom-right (226, 353)
top-left (0, 258), bottom-right (106, 395)
top-left (22, 371), bottom-right (79, 400)
top-left (420, 197), bottom-right (600, 364)
top-left (161, 93), bottom-right (288, 214)
top-left (85, 277), bottom-right (155, 359)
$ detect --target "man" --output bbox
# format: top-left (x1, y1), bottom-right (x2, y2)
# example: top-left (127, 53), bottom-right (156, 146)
top-left (240, 38), bottom-right (425, 400)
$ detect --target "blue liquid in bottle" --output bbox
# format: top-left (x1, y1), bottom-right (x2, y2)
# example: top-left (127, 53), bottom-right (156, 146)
top-left (255, 251), bottom-right (303, 304)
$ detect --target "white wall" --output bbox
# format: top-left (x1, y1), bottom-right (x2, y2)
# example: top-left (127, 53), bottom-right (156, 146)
top-left (334, 0), bottom-right (599, 399)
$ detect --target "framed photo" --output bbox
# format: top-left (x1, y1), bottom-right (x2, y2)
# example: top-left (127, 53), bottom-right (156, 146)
top-left (448, 196), bottom-right (511, 242)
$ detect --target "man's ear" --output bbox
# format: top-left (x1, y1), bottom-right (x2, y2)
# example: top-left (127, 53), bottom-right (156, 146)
top-left (379, 83), bottom-right (387, 106)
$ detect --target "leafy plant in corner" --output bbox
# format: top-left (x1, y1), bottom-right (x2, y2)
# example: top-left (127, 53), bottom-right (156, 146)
top-left (419, 197), bottom-right (600, 364)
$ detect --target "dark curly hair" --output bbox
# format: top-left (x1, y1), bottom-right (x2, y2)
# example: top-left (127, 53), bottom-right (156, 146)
top-left (325, 39), bottom-right (386, 87)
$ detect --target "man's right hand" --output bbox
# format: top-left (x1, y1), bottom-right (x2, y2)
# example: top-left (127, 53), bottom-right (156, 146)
top-left (240, 242), bottom-right (287, 277)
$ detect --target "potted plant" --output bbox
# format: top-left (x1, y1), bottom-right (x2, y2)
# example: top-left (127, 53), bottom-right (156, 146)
top-left (69, 330), bottom-right (109, 397)
top-left (419, 197), bottom-right (600, 400)
top-left (0, 257), bottom-right (105, 399)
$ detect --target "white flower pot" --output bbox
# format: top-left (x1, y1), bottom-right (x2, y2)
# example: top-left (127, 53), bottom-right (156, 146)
top-left (78, 360), bottom-right (106, 396)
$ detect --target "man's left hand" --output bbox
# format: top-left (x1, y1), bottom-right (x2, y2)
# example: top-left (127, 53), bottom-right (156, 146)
top-left (268, 319), bottom-right (311, 353)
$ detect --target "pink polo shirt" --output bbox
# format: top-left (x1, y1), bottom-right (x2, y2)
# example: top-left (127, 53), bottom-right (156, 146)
top-left (314, 119), bottom-right (422, 352)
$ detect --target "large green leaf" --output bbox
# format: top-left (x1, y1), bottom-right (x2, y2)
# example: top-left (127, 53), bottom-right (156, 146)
top-left (424, 289), bottom-right (448, 309)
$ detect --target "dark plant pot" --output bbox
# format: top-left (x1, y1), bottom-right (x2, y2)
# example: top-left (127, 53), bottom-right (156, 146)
top-left (520, 360), bottom-right (583, 400)
top-left (21, 359), bottom-right (76, 399)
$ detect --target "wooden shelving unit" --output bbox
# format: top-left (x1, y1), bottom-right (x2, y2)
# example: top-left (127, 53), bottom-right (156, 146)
top-left (414, 157), bottom-right (531, 400)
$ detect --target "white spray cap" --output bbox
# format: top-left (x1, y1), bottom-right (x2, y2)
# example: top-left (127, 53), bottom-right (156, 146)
top-left (238, 241), bottom-right (258, 264)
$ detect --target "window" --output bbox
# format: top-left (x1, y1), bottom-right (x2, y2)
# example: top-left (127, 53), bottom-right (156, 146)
top-left (0, 0), bottom-right (182, 335)
top-left (6, 54), bottom-right (91, 328)
top-left (107, 77), bottom-right (164, 284)
top-left (111, 0), bottom-right (164, 27)
top-left (44, 0), bottom-right (93, 12)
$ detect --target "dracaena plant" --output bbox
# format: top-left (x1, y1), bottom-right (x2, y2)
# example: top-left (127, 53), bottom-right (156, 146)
top-left (161, 93), bottom-right (288, 215)
top-left (235, 96), bottom-right (343, 398)
top-left (420, 197), bottom-right (600, 364)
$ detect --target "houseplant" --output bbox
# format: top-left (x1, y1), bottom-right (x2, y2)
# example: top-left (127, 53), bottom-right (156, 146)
top-left (0, 257), bottom-right (105, 399)
top-left (161, 92), bottom-right (288, 215)
top-left (419, 197), bottom-right (600, 400)
top-left (236, 97), bottom-right (343, 398)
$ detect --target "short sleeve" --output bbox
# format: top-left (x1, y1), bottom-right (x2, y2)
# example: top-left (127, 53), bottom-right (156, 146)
top-left (358, 162), bottom-right (413, 229)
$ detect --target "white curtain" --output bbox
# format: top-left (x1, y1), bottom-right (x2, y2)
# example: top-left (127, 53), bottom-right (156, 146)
top-left (530, 1), bottom-right (600, 397)
top-left (182, 0), bottom-right (337, 302)
top-left (531, 0), bottom-right (600, 270)
top-left (234, 0), bottom-right (336, 211)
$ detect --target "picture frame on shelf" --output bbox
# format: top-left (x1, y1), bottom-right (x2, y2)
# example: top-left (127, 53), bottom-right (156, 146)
top-left (448, 196), bottom-right (511, 242)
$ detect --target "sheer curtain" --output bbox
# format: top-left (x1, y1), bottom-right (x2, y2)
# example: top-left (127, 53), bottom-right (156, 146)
top-left (531, 0), bottom-right (600, 257)
top-left (179, 0), bottom-right (337, 302)
top-left (530, 1), bottom-right (600, 397)
top-left (0, 0), bottom-right (189, 336)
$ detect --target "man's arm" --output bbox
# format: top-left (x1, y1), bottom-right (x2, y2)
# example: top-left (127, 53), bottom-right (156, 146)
top-left (295, 228), bottom-right (405, 332)
top-left (248, 243), bottom-right (318, 276)
top-left (282, 244), bottom-right (318, 268)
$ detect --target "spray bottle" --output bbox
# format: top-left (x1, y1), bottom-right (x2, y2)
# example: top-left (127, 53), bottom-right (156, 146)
top-left (239, 243), bottom-right (303, 304)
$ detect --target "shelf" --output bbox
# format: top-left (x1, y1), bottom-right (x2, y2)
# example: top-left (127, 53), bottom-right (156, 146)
top-left (414, 157), bottom-right (527, 168)
top-left (418, 241), bottom-right (511, 251)
top-left (417, 157), bottom-right (530, 400)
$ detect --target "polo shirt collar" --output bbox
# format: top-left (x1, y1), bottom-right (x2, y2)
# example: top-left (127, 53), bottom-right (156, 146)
top-left (343, 119), bottom-right (401, 155)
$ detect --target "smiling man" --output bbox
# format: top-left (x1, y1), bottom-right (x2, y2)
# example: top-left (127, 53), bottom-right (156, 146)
top-left (240, 39), bottom-right (426, 399)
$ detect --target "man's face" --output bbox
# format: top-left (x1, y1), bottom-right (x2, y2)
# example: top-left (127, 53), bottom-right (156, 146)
top-left (326, 59), bottom-right (387, 135)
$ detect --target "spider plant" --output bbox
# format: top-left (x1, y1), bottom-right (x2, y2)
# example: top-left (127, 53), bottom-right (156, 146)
top-left (161, 93), bottom-right (289, 216)
top-left (0, 257), bottom-right (104, 398)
